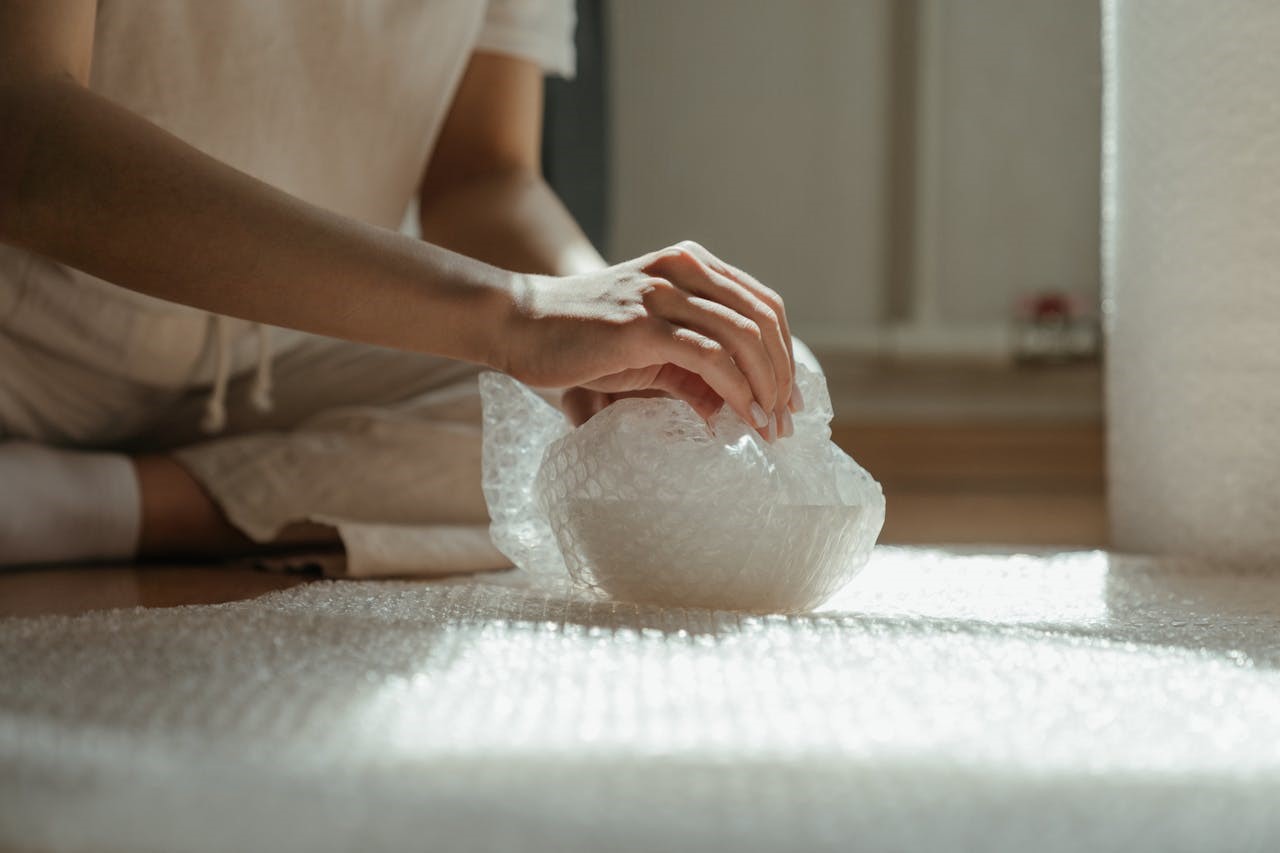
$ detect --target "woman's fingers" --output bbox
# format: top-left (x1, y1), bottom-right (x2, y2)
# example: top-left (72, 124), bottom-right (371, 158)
top-left (669, 241), bottom-right (799, 413)
top-left (560, 386), bottom-right (608, 426)
top-left (726, 266), bottom-right (798, 413)
top-left (646, 245), bottom-right (795, 432)
top-left (651, 322), bottom-right (770, 436)
top-left (645, 365), bottom-right (723, 422)
top-left (647, 287), bottom-right (780, 433)
top-left (692, 245), bottom-right (799, 413)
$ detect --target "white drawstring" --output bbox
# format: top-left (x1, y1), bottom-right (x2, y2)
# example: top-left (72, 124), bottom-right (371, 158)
top-left (250, 323), bottom-right (274, 413)
top-left (201, 317), bottom-right (276, 433)
top-left (201, 315), bottom-right (232, 433)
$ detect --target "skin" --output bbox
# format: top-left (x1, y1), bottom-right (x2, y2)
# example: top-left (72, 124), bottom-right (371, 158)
top-left (0, 0), bottom-right (801, 558)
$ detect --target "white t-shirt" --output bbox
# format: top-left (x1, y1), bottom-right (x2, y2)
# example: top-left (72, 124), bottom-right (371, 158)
top-left (0, 0), bottom-right (575, 387)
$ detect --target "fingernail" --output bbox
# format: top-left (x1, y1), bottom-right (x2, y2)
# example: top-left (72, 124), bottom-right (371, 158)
top-left (781, 407), bottom-right (794, 437)
top-left (767, 413), bottom-right (778, 443)
top-left (749, 401), bottom-right (770, 429)
top-left (790, 384), bottom-right (805, 412)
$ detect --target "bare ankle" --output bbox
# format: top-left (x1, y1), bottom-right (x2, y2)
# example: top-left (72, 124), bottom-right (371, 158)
top-left (133, 455), bottom-right (342, 559)
top-left (132, 454), bottom-right (250, 557)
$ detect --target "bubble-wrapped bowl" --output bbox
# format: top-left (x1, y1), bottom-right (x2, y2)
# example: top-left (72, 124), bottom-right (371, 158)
top-left (552, 500), bottom-right (877, 612)
top-left (481, 358), bottom-right (885, 613)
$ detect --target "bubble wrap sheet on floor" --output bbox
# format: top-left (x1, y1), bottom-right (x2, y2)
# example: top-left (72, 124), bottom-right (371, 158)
top-left (5, 547), bottom-right (1280, 852)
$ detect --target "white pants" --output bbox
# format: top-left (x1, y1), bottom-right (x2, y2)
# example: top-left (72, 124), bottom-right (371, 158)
top-left (0, 281), bottom-right (508, 577)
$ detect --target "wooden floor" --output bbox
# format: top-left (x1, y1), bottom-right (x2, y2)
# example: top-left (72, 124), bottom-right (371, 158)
top-left (0, 358), bottom-right (1106, 617)
top-left (825, 356), bottom-right (1105, 548)
top-left (0, 562), bottom-right (311, 618)
top-left (832, 422), bottom-right (1105, 547)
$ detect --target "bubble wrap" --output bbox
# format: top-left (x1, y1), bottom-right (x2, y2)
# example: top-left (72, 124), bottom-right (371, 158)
top-left (480, 365), bottom-right (885, 611)
top-left (1103, 0), bottom-right (1280, 560)
top-left (6, 549), bottom-right (1280, 852)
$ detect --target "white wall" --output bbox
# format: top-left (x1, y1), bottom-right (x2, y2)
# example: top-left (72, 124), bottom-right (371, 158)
top-left (607, 0), bottom-right (1102, 357)
top-left (919, 0), bottom-right (1102, 332)
top-left (608, 0), bottom-right (892, 345)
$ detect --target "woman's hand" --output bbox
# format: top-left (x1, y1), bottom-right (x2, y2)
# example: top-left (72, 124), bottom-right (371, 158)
top-left (496, 241), bottom-right (799, 439)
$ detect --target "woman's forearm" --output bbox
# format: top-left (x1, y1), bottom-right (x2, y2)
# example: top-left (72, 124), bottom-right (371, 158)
top-left (418, 169), bottom-right (606, 278)
top-left (0, 76), bottom-right (798, 426)
top-left (0, 75), bottom-right (514, 366)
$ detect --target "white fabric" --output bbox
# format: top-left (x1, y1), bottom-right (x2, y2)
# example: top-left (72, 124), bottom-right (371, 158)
top-left (0, 442), bottom-right (139, 565)
top-left (164, 338), bottom-right (507, 578)
top-left (5, 548), bottom-right (1280, 851)
top-left (477, 0), bottom-right (577, 78)
top-left (0, 322), bottom-right (504, 575)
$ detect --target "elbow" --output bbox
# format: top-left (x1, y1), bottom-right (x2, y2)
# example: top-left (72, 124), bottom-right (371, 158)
top-left (419, 158), bottom-right (544, 212)
top-left (417, 167), bottom-right (546, 238)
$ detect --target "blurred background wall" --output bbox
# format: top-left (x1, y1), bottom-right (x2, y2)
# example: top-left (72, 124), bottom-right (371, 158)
top-left (601, 0), bottom-right (1101, 358)
top-left (541, 0), bottom-right (1108, 546)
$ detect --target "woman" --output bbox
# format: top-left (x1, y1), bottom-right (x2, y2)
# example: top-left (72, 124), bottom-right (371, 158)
top-left (0, 0), bottom-right (799, 574)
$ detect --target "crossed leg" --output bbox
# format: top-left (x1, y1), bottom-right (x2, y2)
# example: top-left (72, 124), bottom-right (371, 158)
top-left (1, 332), bottom-right (490, 569)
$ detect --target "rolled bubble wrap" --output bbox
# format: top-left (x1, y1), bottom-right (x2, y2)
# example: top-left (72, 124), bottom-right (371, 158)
top-left (1104, 0), bottom-right (1280, 561)
top-left (480, 363), bottom-right (885, 612)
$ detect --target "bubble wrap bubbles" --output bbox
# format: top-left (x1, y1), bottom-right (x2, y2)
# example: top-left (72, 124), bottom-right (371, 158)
top-left (480, 364), bottom-right (885, 611)
top-left (9, 551), bottom-right (1280, 852)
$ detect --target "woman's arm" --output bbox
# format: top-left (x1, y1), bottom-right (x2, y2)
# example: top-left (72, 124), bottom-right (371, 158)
top-left (0, 1), bottom-right (510, 367)
top-left (418, 52), bottom-right (605, 278)
top-left (0, 2), bottom-right (795, 433)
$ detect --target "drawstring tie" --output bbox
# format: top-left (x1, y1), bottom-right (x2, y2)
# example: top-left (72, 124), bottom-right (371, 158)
top-left (201, 316), bottom-right (276, 433)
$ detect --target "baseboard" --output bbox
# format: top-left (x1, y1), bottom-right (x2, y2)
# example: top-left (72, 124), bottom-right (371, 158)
top-left (798, 322), bottom-right (1015, 362)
